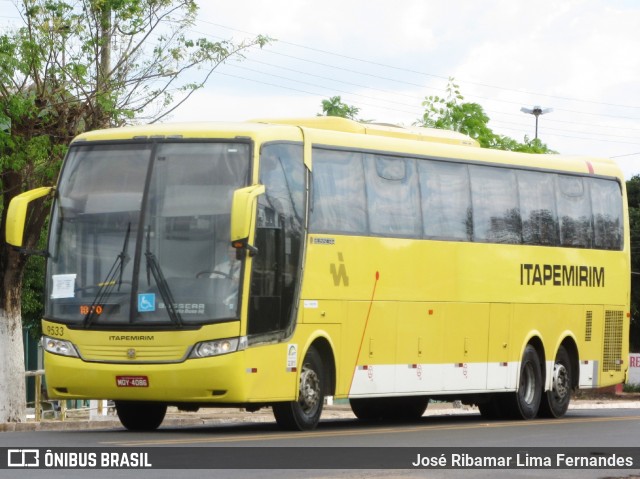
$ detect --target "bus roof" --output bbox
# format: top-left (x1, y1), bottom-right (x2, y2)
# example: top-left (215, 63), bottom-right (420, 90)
top-left (73, 117), bottom-right (479, 147)
top-left (70, 118), bottom-right (622, 180)
top-left (252, 117), bottom-right (481, 147)
top-left (71, 121), bottom-right (278, 142)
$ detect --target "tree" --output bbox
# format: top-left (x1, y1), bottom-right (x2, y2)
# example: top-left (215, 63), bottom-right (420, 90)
top-left (0, 0), bottom-right (269, 423)
top-left (319, 96), bottom-right (360, 120)
top-left (418, 78), bottom-right (555, 153)
top-left (627, 176), bottom-right (640, 352)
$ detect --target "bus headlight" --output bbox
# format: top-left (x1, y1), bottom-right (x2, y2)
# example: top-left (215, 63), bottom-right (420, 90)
top-left (42, 336), bottom-right (79, 358)
top-left (189, 336), bottom-right (247, 359)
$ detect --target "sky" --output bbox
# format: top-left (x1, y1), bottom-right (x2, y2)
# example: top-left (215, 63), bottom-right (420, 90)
top-left (179, 0), bottom-right (640, 179)
top-left (2, 0), bottom-right (640, 178)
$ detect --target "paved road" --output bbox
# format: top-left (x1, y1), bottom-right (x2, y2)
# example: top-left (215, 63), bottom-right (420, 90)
top-left (1, 401), bottom-right (640, 479)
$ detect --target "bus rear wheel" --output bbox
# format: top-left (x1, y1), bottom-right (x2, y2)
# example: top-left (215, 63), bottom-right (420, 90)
top-left (538, 346), bottom-right (572, 418)
top-left (115, 401), bottom-right (167, 431)
top-left (272, 346), bottom-right (325, 430)
top-left (502, 345), bottom-right (542, 419)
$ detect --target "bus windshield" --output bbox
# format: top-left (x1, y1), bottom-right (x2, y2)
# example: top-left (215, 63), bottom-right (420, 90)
top-left (46, 141), bottom-right (250, 327)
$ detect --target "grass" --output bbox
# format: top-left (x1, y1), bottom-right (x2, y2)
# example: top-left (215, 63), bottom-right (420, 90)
top-left (623, 383), bottom-right (640, 393)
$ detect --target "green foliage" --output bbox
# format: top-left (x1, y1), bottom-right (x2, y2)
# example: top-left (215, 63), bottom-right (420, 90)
top-left (418, 78), bottom-right (555, 153)
top-left (21, 254), bottom-right (45, 339)
top-left (627, 175), bottom-right (640, 208)
top-left (627, 175), bottom-right (640, 351)
top-left (319, 96), bottom-right (360, 120)
top-left (623, 382), bottom-right (640, 393)
top-left (1, 0), bottom-right (271, 131)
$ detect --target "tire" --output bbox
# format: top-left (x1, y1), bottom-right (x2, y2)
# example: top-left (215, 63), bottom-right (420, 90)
top-left (350, 396), bottom-right (428, 421)
top-left (477, 394), bottom-right (506, 419)
top-left (381, 396), bottom-right (429, 421)
top-left (538, 345), bottom-right (572, 418)
top-left (273, 347), bottom-right (325, 430)
top-left (503, 345), bottom-right (542, 419)
top-left (115, 401), bottom-right (167, 431)
top-left (350, 398), bottom-right (385, 421)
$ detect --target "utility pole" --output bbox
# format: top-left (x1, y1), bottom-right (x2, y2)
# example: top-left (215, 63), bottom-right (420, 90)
top-left (95, 3), bottom-right (112, 128)
top-left (520, 105), bottom-right (553, 140)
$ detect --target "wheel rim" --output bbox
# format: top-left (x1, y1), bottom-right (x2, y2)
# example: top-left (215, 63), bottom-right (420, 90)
top-left (552, 363), bottom-right (569, 400)
top-left (298, 364), bottom-right (320, 415)
top-left (521, 362), bottom-right (536, 405)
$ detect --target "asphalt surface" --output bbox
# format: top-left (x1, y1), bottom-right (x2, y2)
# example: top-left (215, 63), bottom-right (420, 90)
top-left (2, 395), bottom-right (640, 432)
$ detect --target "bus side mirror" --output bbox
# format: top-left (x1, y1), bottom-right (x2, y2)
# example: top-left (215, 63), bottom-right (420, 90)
top-left (6, 187), bottom-right (53, 249)
top-left (230, 184), bottom-right (265, 255)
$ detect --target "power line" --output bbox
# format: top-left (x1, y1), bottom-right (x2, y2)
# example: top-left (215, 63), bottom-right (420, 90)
top-left (237, 50), bottom-right (640, 139)
top-left (5, 11), bottom-right (640, 152)
top-left (198, 20), bottom-right (640, 112)
top-left (212, 71), bottom-right (422, 116)
top-left (611, 152), bottom-right (640, 158)
top-left (252, 47), bottom-right (640, 121)
top-left (238, 45), bottom-right (640, 122)
top-left (248, 58), bottom-right (426, 102)
top-left (225, 64), bottom-right (423, 111)
top-left (222, 59), bottom-right (640, 143)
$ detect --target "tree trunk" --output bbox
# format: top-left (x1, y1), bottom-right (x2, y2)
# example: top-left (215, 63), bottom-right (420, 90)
top-left (0, 314), bottom-right (26, 423)
top-left (0, 165), bottom-right (24, 422)
top-left (0, 291), bottom-right (26, 423)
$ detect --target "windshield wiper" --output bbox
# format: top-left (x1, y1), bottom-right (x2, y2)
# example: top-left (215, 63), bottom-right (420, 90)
top-left (83, 223), bottom-right (131, 327)
top-left (145, 227), bottom-right (183, 327)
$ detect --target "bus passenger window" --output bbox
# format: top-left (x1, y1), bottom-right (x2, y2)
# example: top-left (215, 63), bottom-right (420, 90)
top-left (310, 149), bottom-right (366, 234)
top-left (556, 175), bottom-right (593, 248)
top-left (590, 179), bottom-right (623, 250)
top-left (364, 155), bottom-right (421, 237)
top-left (469, 165), bottom-right (521, 244)
top-left (418, 161), bottom-right (472, 241)
top-left (517, 171), bottom-right (559, 246)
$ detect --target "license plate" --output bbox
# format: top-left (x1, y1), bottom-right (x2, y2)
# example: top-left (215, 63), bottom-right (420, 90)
top-left (115, 376), bottom-right (149, 387)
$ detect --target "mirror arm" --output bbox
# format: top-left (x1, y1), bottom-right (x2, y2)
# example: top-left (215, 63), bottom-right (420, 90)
top-left (232, 239), bottom-right (259, 258)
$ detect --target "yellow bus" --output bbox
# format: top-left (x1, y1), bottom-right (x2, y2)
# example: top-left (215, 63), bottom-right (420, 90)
top-left (7, 117), bottom-right (630, 430)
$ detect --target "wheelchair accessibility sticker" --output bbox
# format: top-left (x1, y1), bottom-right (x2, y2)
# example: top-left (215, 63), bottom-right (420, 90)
top-left (138, 293), bottom-right (156, 312)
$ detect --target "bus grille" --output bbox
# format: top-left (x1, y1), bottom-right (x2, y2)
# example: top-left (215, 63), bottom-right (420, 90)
top-left (78, 345), bottom-right (189, 363)
top-left (585, 310), bottom-right (592, 342)
top-left (602, 310), bottom-right (623, 372)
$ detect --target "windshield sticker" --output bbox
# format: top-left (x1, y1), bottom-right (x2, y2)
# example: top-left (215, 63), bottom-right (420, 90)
top-left (137, 293), bottom-right (156, 312)
top-left (158, 303), bottom-right (205, 315)
top-left (51, 274), bottom-right (77, 299)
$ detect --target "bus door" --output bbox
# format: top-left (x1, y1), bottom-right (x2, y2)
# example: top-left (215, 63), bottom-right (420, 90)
top-left (246, 143), bottom-right (305, 338)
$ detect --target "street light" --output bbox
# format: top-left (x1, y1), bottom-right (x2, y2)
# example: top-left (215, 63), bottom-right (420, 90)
top-left (520, 105), bottom-right (553, 140)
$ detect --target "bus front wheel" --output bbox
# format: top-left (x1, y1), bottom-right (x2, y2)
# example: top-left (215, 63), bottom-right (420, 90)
top-left (272, 347), bottom-right (325, 430)
top-left (115, 401), bottom-right (167, 431)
